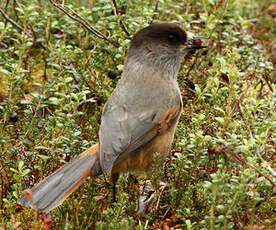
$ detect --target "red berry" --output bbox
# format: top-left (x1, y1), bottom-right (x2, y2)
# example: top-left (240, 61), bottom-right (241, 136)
top-left (51, 29), bottom-right (63, 35)
top-left (118, 9), bottom-right (125, 14)
top-left (193, 39), bottom-right (202, 46)
top-left (208, 146), bottom-right (216, 154)
top-left (42, 213), bottom-right (52, 229)
top-left (220, 73), bottom-right (229, 83)
top-left (43, 217), bottom-right (52, 229)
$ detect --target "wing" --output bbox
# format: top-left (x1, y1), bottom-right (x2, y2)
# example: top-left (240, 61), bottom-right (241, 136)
top-left (99, 100), bottom-right (182, 173)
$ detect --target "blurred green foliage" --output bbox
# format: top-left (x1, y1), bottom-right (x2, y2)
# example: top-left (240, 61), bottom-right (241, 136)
top-left (0, 0), bottom-right (275, 229)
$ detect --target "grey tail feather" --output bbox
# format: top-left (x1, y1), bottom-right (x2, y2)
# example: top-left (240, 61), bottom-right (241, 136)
top-left (19, 152), bottom-right (100, 212)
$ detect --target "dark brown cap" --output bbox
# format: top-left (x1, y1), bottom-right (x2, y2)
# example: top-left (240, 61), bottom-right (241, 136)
top-left (130, 23), bottom-right (187, 48)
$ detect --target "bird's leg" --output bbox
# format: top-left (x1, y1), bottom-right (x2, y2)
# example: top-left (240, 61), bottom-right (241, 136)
top-left (111, 172), bottom-right (119, 202)
top-left (127, 173), bottom-right (139, 199)
top-left (136, 180), bottom-right (168, 213)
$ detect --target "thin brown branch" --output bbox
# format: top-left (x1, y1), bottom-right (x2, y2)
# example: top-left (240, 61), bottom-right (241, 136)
top-left (228, 150), bottom-right (276, 187)
top-left (48, 0), bottom-right (120, 47)
top-left (180, 0), bottom-right (230, 86)
top-left (257, 81), bottom-right (265, 99)
top-left (13, 0), bottom-right (37, 40)
top-left (263, 76), bottom-right (274, 93)
top-left (4, 0), bottom-right (10, 10)
top-left (63, 60), bottom-right (81, 83)
top-left (112, 0), bottom-right (130, 37)
top-left (230, 80), bottom-right (252, 117)
top-left (184, 52), bottom-right (200, 79)
top-left (182, 0), bottom-right (230, 82)
top-left (0, 7), bottom-right (31, 37)
top-left (240, 61), bottom-right (254, 72)
top-left (207, 0), bottom-right (230, 41)
top-left (150, 0), bottom-right (160, 23)
top-left (0, 41), bottom-right (8, 49)
top-left (236, 99), bottom-right (276, 178)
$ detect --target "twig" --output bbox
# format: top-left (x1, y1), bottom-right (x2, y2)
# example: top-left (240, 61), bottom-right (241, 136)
top-left (0, 7), bottom-right (23, 31)
top-left (257, 81), bottom-right (265, 99)
top-left (240, 61), bottom-right (254, 73)
top-left (263, 76), bottom-right (274, 93)
top-left (69, 63), bottom-right (80, 83)
top-left (207, 0), bottom-right (229, 40)
top-left (184, 52), bottom-right (200, 79)
top-left (63, 60), bottom-right (81, 83)
top-left (150, 0), bottom-right (160, 23)
top-left (63, 5), bottom-right (113, 42)
top-left (228, 150), bottom-right (276, 187)
top-left (244, 18), bottom-right (258, 24)
top-left (0, 7), bottom-right (31, 37)
top-left (183, 0), bottom-right (230, 82)
top-left (112, 0), bottom-right (130, 37)
top-left (236, 99), bottom-right (253, 137)
top-left (0, 166), bottom-right (4, 212)
top-left (4, 0), bottom-right (10, 11)
top-left (48, 0), bottom-right (120, 47)
top-left (230, 81), bottom-right (251, 117)
top-left (0, 41), bottom-right (8, 49)
top-left (13, 0), bottom-right (37, 40)
top-left (236, 99), bottom-right (276, 178)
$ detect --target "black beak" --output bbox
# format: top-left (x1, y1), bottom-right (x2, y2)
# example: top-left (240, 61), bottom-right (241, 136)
top-left (187, 45), bottom-right (207, 49)
top-left (194, 36), bottom-right (208, 40)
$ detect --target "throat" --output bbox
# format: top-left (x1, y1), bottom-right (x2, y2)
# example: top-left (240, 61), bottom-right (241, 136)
top-left (124, 53), bottom-right (181, 82)
top-left (151, 54), bottom-right (181, 81)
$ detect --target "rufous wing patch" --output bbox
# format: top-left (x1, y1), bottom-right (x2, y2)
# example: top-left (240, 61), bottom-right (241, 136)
top-left (80, 143), bottom-right (99, 156)
top-left (148, 105), bottom-right (181, 136)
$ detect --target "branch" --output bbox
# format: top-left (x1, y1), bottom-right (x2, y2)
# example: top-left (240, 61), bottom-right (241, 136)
top-left (207, 0), bottom-right (230, 43)
top-left (13, 0), bottom-right (37, 40)
top-left (0, 7), bottom-right (31, 37)
top-left (230, 81), bottom-right (251, 117)
top-left (150, 0), bottom-right (160, 23)
top-left (181, 0), bottom-right (230, 81)
top-left (184, 52), bottom-right (200, 79)
top-left (228, 150), bottom-right (276, 188)
top-left (48, 0), bottom-right (120, 48)
top-left (0, 41), bottom-right (8, 49)
top-left (112, 0), bottom-right (130, 37)
top-left (235, 99), bottom-right (276, 178)
top-left (257, 81), bottom-right (265, 99)
top-left (63, 60), bottom-right (81, 83)
top-left (263, 76), bottom-right (274, 93)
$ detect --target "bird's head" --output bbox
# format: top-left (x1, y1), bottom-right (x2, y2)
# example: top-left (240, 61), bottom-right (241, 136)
top-left (125, 23), bottom-right (206, 78)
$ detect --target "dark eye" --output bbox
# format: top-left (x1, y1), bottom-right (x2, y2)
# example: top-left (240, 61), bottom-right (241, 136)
top-left (168, 34), bottom-right (179, 43)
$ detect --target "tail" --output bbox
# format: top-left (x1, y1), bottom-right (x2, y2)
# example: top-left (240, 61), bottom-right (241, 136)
top-left (19, 143), bottom-right (100, 212)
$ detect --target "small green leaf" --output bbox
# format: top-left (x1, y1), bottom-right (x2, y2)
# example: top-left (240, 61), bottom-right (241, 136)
top-left (38, 155), bottom-right (50, 161)
top-left (215, 117), bottom-right (225, 124)
top-left (0, 69), bottom-right (11, 77)
top-left (35, 146), bottom-right (49, 150)
top-left (20, 99), bottom-right (32, 105)
top-left (10, 168), bottom-right (19, 173)
top-left (22, 169), bottom-right (31, 176)
top-left (18, 160), bottom-right (24, 170)
top-left (215, 107), bottom-right (226, 115)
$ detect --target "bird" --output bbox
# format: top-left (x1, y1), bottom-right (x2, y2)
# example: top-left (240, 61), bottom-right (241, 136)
top-left (19, 22), bottom-right (206, 212)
